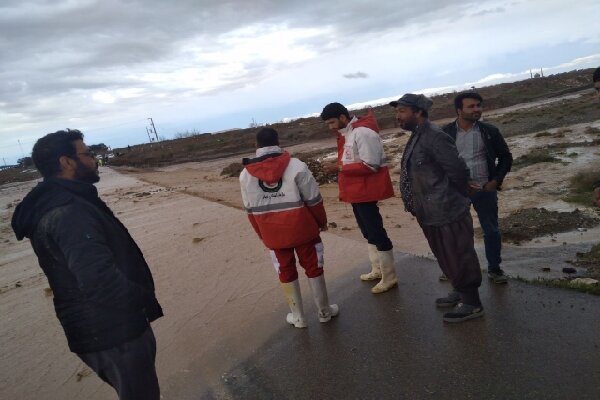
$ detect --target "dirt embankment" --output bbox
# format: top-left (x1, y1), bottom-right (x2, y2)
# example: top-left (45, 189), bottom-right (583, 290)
top-left (0, 168), bottom-right (40, 185)
top-left (499, 208), bottom-right (600, 244)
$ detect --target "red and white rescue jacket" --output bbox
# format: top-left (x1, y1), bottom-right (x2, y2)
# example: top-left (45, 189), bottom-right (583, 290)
top-left (336, 110), bottom-right (394, 203)
top-left (240, 146), bottom-right (327, 250)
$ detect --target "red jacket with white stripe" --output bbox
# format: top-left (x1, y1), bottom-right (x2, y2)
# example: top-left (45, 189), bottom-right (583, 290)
top-left (336, 110), bottom-right (394, 203)
top-left (240, 146), bottom-right (327, 250)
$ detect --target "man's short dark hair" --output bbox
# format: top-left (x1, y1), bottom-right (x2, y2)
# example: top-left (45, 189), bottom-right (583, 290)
top-left (32, 129), bottom-right (83, 178)
top-left (256, 128), bottom-right (279, 148)
top-left (593, 67), bottom-right (600, 83)
top-left (320, 102), bottom-right (350, 121)
top-left (454, 92), bottom-right (483, 110)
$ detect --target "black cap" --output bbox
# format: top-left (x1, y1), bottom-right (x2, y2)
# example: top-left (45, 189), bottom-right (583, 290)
top-left (389, 93), bottom-right (433, 111)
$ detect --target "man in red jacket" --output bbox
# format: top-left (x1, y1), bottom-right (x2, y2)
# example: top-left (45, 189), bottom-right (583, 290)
top-left (240, 128), bottom-right (338, 328)
top-left (320, 103), bottom-right (398, 294)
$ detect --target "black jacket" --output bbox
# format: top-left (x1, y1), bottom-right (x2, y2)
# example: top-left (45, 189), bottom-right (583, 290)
top-left (403, 121), bottom-right (471, 226)
top-left (11, 178), bottom-right (163, 354)
top-left (442, 120), bottom-right (513, 188)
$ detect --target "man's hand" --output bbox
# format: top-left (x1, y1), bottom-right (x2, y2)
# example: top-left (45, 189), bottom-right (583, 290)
top-left (483, 179), bottom-right (498, 192)
top-left (467, 182), bottom-right (482, 196)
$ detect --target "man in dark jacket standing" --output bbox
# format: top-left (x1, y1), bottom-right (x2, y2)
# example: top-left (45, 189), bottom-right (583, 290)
top-left (442, 92), bottom-right (513, 284)
top-left (391, 94), bottom-right (483, 323)
top-left (11, 129), bottom-right (163, 400)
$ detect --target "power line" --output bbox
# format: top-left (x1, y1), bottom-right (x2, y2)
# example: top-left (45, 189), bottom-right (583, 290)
top-left (17, 140), bottom-right (25, 158)
top-left (148, 117), bottom-right (159, 141)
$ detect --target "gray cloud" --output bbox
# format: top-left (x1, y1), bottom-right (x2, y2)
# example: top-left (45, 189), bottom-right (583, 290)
top-left (0, 0), bottom-right (481, 126)
top-left (343, 72), bottom-right (369, 79)
top-left (471, 7), bottom-right (506, 17)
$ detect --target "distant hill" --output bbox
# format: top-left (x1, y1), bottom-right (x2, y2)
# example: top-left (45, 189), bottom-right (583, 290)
top-left (107, 68), bottom-right (597, 168)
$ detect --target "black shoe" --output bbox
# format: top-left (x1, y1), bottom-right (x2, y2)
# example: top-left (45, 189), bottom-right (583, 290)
top-left (435, 291), bottom-right (460, 308)
top-left (443, 303), bottom-right (484, 323)
top-left (488, 268), bottom-right (508, 284)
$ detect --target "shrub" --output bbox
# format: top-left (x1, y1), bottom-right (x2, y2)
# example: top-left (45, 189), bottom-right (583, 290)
top-left (221, 162), bottom-right (244, 177)
top-left (563, 169), bottom-right (600, 205)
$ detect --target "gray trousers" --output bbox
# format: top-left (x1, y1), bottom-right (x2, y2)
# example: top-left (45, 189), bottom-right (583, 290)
top-left (77, 327), bottom-right (160, 400)
top-left (419, 212), bottom-right (482, 306)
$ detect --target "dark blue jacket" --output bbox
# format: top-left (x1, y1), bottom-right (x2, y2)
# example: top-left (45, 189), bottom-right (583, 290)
top-left (11, 178), bottom-right (163, 354)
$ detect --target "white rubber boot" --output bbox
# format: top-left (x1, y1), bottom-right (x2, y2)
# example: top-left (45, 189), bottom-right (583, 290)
top-left (280, 280), bottom-right (307, 328)
top-left (371, 250), bottom-right (398, 294)
top-left (308, 275), bottom-right (339, 323)
top-left (360, 244), bottom-right (382, 281)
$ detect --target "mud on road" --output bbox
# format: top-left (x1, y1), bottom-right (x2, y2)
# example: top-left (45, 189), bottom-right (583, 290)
top-left (498, 207), bottom-right (600, 244)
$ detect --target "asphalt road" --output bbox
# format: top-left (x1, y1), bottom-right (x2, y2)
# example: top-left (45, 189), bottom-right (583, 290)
top-left (195, 252), bottom-right (600, 400)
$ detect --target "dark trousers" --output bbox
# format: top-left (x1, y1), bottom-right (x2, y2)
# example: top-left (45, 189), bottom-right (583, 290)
top-left (352, 202), bottom-right (393, 251)
top-left (419, 212), bottom-right (482, 306)
top-left (470, 190), bottom-right (502, 271)
top-left (77, 327), bottom-right (160, 400)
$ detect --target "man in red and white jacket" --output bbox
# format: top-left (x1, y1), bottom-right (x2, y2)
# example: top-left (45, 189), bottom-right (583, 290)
top-left (240, 127), bottom-right (338, 328)
top-left (321, 102), bottom-right (398, 294)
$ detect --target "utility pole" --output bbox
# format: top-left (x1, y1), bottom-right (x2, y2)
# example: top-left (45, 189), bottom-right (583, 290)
top-left (146, 127), bottom-right (152, 142)
top-left (530, 69), bottom-right (533, 79)
top-left (541, 67), bottom-right (544, 77)
top-left (17, 139), bottom-right (25, 158)
top-left (148, 118), bottom-right (159, 141)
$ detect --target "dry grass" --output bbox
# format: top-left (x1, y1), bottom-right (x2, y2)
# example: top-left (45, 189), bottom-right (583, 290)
top-left (486, 94), bottom-right (600, 138)
top-left (512, 148), bottom-right (563, 170)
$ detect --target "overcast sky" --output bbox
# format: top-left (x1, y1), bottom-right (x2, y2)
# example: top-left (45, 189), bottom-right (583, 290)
top-left (1, 0), bottom-right (599, 163)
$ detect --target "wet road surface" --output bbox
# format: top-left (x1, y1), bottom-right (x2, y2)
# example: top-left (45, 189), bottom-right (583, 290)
top-left (177, 252), bottom-right (600, 400)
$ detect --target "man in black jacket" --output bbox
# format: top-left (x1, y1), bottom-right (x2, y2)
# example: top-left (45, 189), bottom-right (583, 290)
top-left (11, 130), bottom-right (163, 400)
top-left (442, 92), bottom-right (513, 284)
top-left (392, 94), bottom-right (483, 323)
